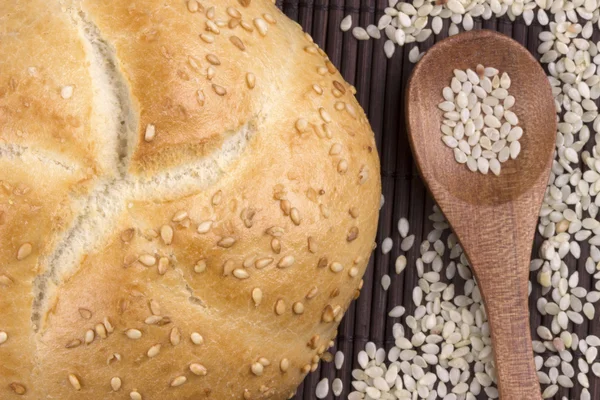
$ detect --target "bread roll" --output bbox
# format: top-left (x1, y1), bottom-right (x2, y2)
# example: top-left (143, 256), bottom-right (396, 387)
top-left (0, 0), bottom-right (380, 398)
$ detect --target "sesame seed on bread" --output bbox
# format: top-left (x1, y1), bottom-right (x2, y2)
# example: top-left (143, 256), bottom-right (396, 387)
top-left (0, 0), bottom-right (381, 399)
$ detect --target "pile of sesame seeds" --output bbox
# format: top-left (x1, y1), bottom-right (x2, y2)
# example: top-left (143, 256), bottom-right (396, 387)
top-left (320, 0), bottom-right (600, 399)
top-left (438, 66), bottom-right (521, 175)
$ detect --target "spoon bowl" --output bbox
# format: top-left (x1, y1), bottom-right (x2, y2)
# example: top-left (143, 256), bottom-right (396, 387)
top-left (406, 30), bottom-right (556, 399)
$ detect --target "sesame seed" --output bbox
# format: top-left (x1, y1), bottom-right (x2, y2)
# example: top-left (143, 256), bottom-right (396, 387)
top-left (0, 331), bottom-right (7, 344)
top-left (149, 300), bottom-right (161, 316)
top-left (302, 364), bottom-right (311, 374)
top-left (170, 376), bottom-right (187, 387)
top-left (230, 36), bottom-right (245, 51)
top-left (330, 262), bottom-right (344, 273)
top-left (206, 20), bottom-right (220, 34)
top-left (84, 329), bottom-right (95, 344)
top-left (212, 84), bottom-right (227, 96)
top-left (271, 238), bottom-right (281, 254)
top-left (130, 391), bottom-right (142, 400)
top-left (147, 344), bottom-right (161, 358)
top-left (275, 299), bottom-right (286, 315)
top-left (333, 80), bottom-right (346, 94)
top-left (349, 267), bottom-right (359, 277)
top-left (233, 269), bottom-right (250, 279)
top-left (229, 17), bottom-right (240, 29)
top-left (68, 374), bottom-right (81, 390)
top-left (251, 362), bottom-right (264, 376)
top-left (335, 101), bottom-right (345, 111)
top-left (337, 159), bottom-right (348, 174)
top-left (206, 6), bottom-right (215, 19)
top-left (305, 45), bottom-right (318, 55)
top-left (306, 286), bottom-right (319, 299)
top-left (296, 119), bottom-right (309, 133)
top-left (144, 124), bottom-right (156, 142)
top-left (160, 225), bottom-right (173, 245)
top-left (317, 257), bottom-right (328, 269)
top-left (95, 323), bottom-right (107, 339)
top-left (206, 54), bottom-right (221, 66)
top-left (170, 328), bottom-right (181, 346)
top-left (252, 288), bottom-right (263, 306)
top-left (312, 84), bottom-right (324, 95)
top-left (197, 220), bottom-right (213, 234)
top-left (190, 363), bottom-right (208, 376)
top-left (309, 334), bottom-right (320, 349)
top-left (263, 13), bottom-right (276, 24)
top-left (111, 377), bottom-right (122, 391)
top-left (78, 308), bottom-right (92, 319)
top-left (255, 258), bottom-right (274, 269)
top-left (158, 257), bottom-right (169, 274)
top-left (10, 383), bottom-right (26, 395)
top-left (254, 18), bottom-right (268, 36)
top-left (266, 226), bottom-right (284, 237)
top-left (325, 61), bottom-right (336, 74)
top-left (187, 0), bottom-right (199, 12)
top-left (238, 0), bottom-right (251, 6)
top-left (293, 302), bottom-right (305, 314)
top-left (307, 237), bottom-right (317, 253)
top-left (223, 260), bottom-right (235, 276)
top-left (246, 73), bottom-right (256, 89)
top-left (194, 259), bottom-right (207, 273)
top-left (227, 7), bottom-right (241, 18)
top-left (322, 305), bottom-right (334, 322)
top-left (172, 210), bottom-right (188, 222)
top-left (16, 243), bottom-right (32, 260)
top-left (320, 204), bottom-right (330, 218)
top-left (218, 237), bottom-right (236, 248)
top-left (290, 208), bottom-right (301, 225)
top-left (240, 20), bottom-right (253, 32)
top-left (138, 254), bottom-right (156, 267)
top-left (278, 255), bottom-right (295, 268)
top-left (145, 315), bottom-right (162, 325)
top-left (191, 332), bottom-right (204, 345)
top-left (196, 89), bottom-right (206, 106)
top-left (332, 89), bottom-right (343, 98)
top-left (318, 108), bottom-right (332, 123)
top-left (347, 226), bottom-right (359, 242)
top-left (125, 329), bottom-right (142, 339)
top-left (200, 33), bottom-right (214, 43)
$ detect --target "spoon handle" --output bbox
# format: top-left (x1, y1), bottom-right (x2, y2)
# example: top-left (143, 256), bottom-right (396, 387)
top-left (477, 270), bottom-right (541, 399)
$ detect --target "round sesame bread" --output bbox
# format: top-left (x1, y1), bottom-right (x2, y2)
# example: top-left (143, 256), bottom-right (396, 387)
top-left (0, 0), bottom-right (380, 399)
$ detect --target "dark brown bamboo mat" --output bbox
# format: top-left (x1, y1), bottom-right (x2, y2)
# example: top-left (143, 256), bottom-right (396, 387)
top-left (275, 1), bottom-right (600, 399)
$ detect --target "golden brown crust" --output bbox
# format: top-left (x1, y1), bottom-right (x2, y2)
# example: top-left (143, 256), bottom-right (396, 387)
top-left (0, 0), bottom-right (380, 399)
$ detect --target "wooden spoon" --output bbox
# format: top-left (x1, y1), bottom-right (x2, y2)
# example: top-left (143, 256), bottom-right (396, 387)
top-left (406, 30), bottom-right (556, 399)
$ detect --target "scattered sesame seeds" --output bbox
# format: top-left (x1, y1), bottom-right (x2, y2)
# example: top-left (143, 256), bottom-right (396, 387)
top-left (347, 226), bottom-right (359, 242)
top-left (138, 254), bottom-right (156, 267)
top-left (125, 329), bottom-right (142, 340)
top-left (16, 243), bottom-right (32, 260)
top-left (61, 85), bottom-right (74, 99)
top-left (10, 383), bottom-right (26, 395)
top-left (170, 376), bottom-right (187, 387)
top-left (255, 257), bottom-right (274, 269)
top-left (293, 302), bottom-right (305, 314)
top-left (277, 255), bottom-right (295, 268)
top-left (296, 118), bottom-right (309, 133)
top-left (330, 262), bottom-right (344, 273)
top-left (158, 257), bottom-right (169, 274)
top-left (0, 331), bottom-right (8, 345)
top-left (233, 268), bottom-right (250, 279)
top-left (191, 332), bottom-right (204, 345)
top-left (349, 267), bottom-right (359, 277)
top-left (252, 288), bottom-right (263, 306)
top-left (190, 363), bottom-right (208, 376)
top-left (111, 377), bottom-right (122, 391)
top-left (78, 308), bottom-right (92, 319)
top-left (144, 124), bottom-right (156, 142)
top-left (254, 18), bottom-right (268, 36)
top-left (217, 237), bottom-right (236, 248)
top-left (68, 374), bottom-right (81, 391)
top-left (84, 329), bottom-right (95, 344)
top-left (275, 299), bottom-right (286, 315)
top-left (130, 391), bottom-right (142, 400)
top-left (246, 72), bottom-right (256, 89)
top-left (251, 362), bottom-right (264, 376)
top-left (160, 225), bottom-right (173, 245)
top-left (194, 259), bottom-right (207, 273)
top-left (170, 328), bottom-right (181, 346)
top-left (172, 210), bottom-right (188, 222)
top-left (187, 0), bottom-right (199, 12)
top-left (212, 84), bottom-right (227, 96)
top-left (147, 344), bottom-right (161, 358)
top-left (290, 208), bottom-right (301, 225)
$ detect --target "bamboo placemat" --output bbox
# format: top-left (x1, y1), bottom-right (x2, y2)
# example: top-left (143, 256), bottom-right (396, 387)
top-left (275, 1), bottom-right (600, 399)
